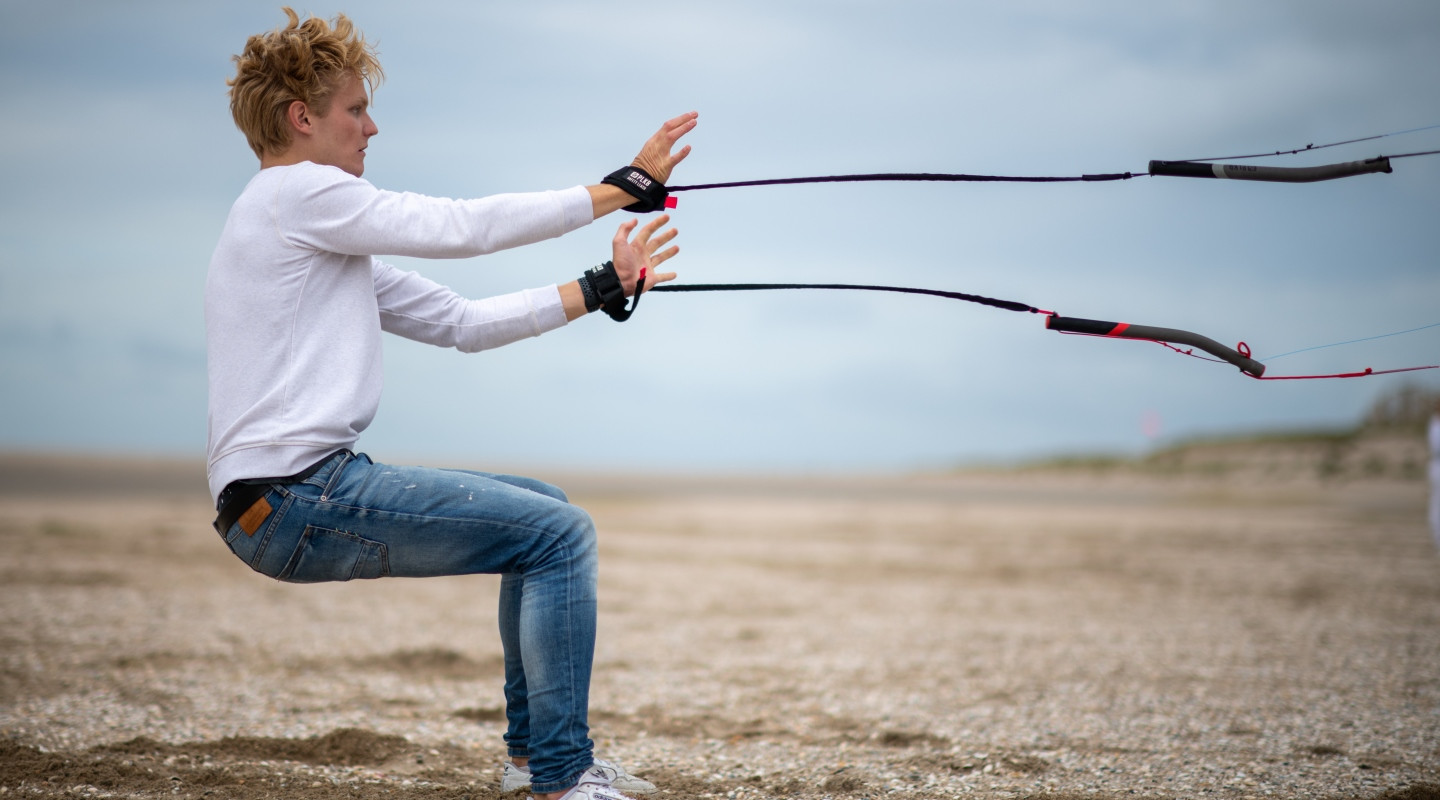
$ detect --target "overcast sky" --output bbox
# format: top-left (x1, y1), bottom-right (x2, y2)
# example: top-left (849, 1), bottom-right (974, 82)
top-left (1, 1), bottom-right (1437, 474)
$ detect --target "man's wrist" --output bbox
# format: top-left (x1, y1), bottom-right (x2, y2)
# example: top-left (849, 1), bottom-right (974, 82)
top-left (586, 184), bottom-right (639, 219)
top-left (601, 166), bottom-right (669, 213)
top-left (585, 261), bottom-right (624, 312)
top-left (583, 260), bottom-right (643, 322)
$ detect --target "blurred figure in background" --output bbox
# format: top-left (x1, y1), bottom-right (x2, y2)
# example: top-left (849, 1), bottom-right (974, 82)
top-left (1430, 397), bottom-right (1440, 549)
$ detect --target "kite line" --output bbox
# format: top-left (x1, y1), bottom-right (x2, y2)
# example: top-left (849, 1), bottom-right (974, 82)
top-left (1166, 123), bottom-right (1440, 162)
top-left (661, 123), bottom-right (1440, 199)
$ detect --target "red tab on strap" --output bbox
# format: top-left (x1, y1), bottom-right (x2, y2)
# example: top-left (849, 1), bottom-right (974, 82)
top-left (664, 196), bottom-right (678, 209)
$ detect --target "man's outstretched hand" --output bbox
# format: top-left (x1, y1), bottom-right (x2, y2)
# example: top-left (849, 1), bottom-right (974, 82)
top-left (612, 213), bottom-right (679, 296)
top-left (631, 111), bottom-right (698, 185)
top-left (588, 112), bottom-right (698, 218)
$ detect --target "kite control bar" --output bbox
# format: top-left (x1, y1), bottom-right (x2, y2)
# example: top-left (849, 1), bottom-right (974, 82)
top-left (647, 283), bottom-right (1269, 377)
top-left (1045, 315), bottom-right (1266, 377)
top-left (640, 282), bottom-right (1439, 380)
top-left (1147, 157), bottom-right (1392, 183)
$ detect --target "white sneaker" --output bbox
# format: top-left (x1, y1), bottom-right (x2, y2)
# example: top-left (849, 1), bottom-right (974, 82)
top-left (549, 764), bottom-right (639, 800)
top-left (501, 759), bottom-right (656, 795)
top-left (501, 760), bottom-right (531, 793)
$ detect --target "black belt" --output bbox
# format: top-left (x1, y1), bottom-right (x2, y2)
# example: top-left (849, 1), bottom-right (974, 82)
top-left (213, 450), bottom-right (347, 534)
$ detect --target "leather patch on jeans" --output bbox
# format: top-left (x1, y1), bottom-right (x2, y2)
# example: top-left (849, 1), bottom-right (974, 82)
top-left (237, 496), bottom-right (272, 537)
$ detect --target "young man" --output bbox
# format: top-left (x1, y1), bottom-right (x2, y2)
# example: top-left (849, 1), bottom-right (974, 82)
top-left (208, 9), bottom-right (697, 800)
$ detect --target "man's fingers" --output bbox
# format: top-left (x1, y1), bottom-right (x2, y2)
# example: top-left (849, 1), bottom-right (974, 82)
top-left (647, 227), bottom-right (679, 254)
top-left (663, 122), bottom-right (697, 147)
top-left (650, 245), bottom-right (680, 268)
top-left (636, 214), bottom-right (671, 241)
top-left (667, 145), bottom-right (692, 170)
top-left (662, 111), bottom-right (698, 136)
top-left (613, 218), bottom-right (639, 244)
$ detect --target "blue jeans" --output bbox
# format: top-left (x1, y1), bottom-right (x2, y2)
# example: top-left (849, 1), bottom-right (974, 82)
top-left (215, 451), bottom-right (597, 794)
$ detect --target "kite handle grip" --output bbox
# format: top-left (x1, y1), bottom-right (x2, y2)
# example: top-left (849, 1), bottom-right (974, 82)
top-left (1148, 157), bottom-right (1391, 183)
top-left (1046, 315), bottom-right (1266, 377)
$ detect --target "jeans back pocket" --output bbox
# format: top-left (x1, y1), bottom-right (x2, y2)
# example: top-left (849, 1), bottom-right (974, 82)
top-left (278, 525), bottom-right (390, 583)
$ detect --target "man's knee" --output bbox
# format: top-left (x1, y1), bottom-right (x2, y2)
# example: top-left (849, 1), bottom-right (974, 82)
top-left (530, 479), bottom-right (569, 503)
top-left (546, 503), bottom-right (597, 570)
top-left (556, 503), bottom-right (595, 545)
top-left (502, 474), bottom-right (570, 503)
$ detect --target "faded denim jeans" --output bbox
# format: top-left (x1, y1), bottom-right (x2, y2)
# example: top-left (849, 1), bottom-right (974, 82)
top-left (215, 451), bottom-right (597, 794)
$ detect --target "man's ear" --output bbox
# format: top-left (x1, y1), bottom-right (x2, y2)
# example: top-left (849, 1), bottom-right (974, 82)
top-left (285, 99), bottom-right (314, 136)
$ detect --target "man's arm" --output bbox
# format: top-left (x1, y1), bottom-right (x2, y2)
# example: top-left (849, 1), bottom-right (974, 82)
top-left (585, 111), bottom-right (698, 219)
top-left (373, 261), bottom-right (569, 352)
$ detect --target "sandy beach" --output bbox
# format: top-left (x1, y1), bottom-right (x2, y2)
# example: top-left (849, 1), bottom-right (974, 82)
top-left (1, 451), bottom-right (1437, 799)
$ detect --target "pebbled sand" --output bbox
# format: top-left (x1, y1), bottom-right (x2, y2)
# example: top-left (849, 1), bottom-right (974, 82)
top-left (1, 452), bottom-right (1437, 799)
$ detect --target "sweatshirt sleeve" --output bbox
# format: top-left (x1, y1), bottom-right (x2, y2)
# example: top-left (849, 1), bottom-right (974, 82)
top-left (372, 260), bottom-right (569, 352)
top-left (275, 163), bottom-right (594, 259)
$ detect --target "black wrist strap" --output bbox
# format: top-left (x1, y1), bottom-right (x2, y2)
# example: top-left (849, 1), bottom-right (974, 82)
top-left (602, 166), bottom-right (669, 213)
top-left (577, 274), bottom-right (602, 313)
top-left (585, 261), bottom-right (646, 322)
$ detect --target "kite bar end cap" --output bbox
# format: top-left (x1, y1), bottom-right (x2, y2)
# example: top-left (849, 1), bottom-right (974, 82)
top-left (1235, 341), bottom-right (1266, 377)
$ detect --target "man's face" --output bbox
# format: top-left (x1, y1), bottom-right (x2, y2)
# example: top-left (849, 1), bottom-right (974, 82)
top-left (309, 73), bottom-right (377, 177)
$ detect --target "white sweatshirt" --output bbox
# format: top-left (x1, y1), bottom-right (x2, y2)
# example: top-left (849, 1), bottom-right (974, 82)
top-left (205, 162), bottom-right (594, 502)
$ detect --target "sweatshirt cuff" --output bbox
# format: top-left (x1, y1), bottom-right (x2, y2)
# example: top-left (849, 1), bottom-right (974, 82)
top-left (558, 185), bottom-right (596, 227)
top-left (531, 285), bottom-right (571, 331)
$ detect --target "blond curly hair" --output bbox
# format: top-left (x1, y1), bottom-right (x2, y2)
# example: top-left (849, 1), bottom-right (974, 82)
top-left (227, 7), bottom-right (384, 159)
